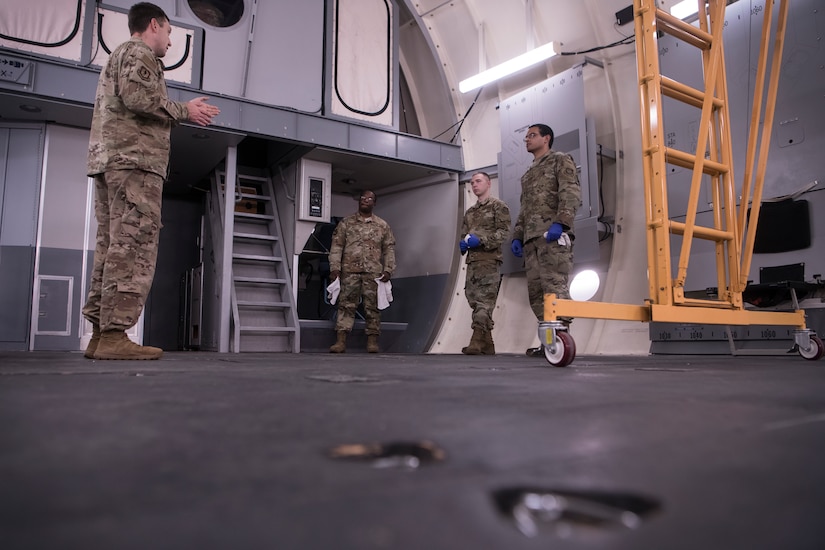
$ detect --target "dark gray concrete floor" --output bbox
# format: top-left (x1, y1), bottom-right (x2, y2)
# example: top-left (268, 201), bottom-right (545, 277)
top-left (1, 351), bottom-right (824, 550)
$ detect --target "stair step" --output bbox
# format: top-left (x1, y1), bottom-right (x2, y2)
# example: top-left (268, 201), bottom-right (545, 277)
top-left (234, 276), bottom-right (288, 285)
top-left (237, 174), bottom-right (270, 184)
top-left (237, 300), bottom-right (291, 309)
top-left (235, 212), bottom-right (275, 221)
top-left (233, 253), bottom-right (282, 263)
top-left (239, 326), bottom-right (297, 333)
top-left (234, 232), bottom-right (278, 242)
top-left (238, 193), bottom-right (270, 201)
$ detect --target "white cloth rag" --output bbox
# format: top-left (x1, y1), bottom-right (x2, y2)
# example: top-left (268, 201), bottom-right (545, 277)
top-left (326, 278), bottom-right (341, 305)
top-left (557, 233), bottom-right (572, 247)
top-left (375, 278), bottom-right (393, 310)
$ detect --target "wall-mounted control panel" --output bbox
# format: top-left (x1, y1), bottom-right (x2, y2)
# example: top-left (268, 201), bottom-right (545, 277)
top-left (297, 159), bottom-right (331, 223)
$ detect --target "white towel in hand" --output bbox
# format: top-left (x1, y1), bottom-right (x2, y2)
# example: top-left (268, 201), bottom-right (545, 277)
top-left (326, 278), bottom-right (341, 305)
top-left (557, 233), bottom-right (571, 247)
top-left (375, 278), bottom-right (393, 310)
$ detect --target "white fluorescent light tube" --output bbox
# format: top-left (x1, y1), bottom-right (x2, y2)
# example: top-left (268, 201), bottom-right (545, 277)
top-left (670, 0), bottom-right (699, 20)
top-left (458, 41), bottom-right (557, 93)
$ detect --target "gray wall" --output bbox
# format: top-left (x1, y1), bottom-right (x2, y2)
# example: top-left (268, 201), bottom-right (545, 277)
top-left (370, 177), bottom-right (459, 351)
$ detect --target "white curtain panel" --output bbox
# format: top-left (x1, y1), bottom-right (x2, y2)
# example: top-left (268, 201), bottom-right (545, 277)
top-left (331, 0), bottom-right (393, 126)
top-left (0, 0), bottom-right (86, 61)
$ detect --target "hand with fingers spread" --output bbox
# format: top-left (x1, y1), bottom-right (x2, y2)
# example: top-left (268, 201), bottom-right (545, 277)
top-left (186, 97), bottom-right (220, 126)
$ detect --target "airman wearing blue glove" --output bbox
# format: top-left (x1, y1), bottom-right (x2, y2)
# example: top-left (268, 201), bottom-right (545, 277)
top-left (511, 238), bottom-right (523, 257)
top-left (459, 234), bottom-right (481, 254)
top-left (510, 123), bottom-right (582, 356)
top-left (544, 222), bottom-right (564, 242)
top-left (459, 172), bottom-right (511, 355)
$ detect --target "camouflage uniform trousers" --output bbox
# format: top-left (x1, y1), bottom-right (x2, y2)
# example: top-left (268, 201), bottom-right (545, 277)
top-left (464, 259), bottom-right (501, 331)
top-left (82, 169), bottom-right (163, 331)
top-left (523, 238), bottom-right (573, 322)
top-left (335, 272), bottom-right (381, 335)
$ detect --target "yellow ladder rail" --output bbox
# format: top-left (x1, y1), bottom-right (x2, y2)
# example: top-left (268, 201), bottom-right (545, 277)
top-left (737, 0), bottom-right (790, 291)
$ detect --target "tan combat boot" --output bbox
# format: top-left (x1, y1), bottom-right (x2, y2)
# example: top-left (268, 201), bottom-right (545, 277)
top-left (366, 334), bottom-right (379, 353)
top-left (84, 324), bottom-right (100, 359)
top-left (461, 328), bottom-right (484, 355)
top-left (480, 330), bottom-right (496, 355)
top-left (93, 330), bottom-right (163, 360)
top-left (330, 331), bottom-right (348, 353)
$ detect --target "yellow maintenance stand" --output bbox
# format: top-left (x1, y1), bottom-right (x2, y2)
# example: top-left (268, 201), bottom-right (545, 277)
top-left (538, 0), bottom-right (824, 366)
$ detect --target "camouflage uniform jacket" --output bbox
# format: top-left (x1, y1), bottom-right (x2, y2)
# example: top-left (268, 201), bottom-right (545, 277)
top-left (512, 150), bottom-right (581, 244)
top-left (329, 213), bottom-right (396, 276)
top-left (87, 38), bottom-right (189, 178)
top-left (461, 196), bottom-right (511, 263)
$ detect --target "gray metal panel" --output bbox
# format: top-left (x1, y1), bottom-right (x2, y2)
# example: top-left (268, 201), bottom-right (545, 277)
top-left (397, 134), bottom-right (440, 164)
top-left (36, 277), bottom-right (72, 334)
top-left (650, 308), bottom-right (825, 355)
top-left (40, 125), bottom-right (88, 251)
top-left (240, 103), bottom-right (299, 140)
top-left (572, 215), bottom-right (600, 264)
top-left (379, 177), bottom-right (457, 278)
top-left (297, 116), bottom-right (350, 149)
top-left (34, 247), bottom-right (86, 350)
top-left (0, 126), bottom-right (43, 247)
top-left (0, 246), bottom-right (34, 346)
top-left (349, 125), bottom-right (397, 158)
top-left (32, 62), bottom-right (99, 105)
top-left (440, 143), bottom-right (462, 171)
top-left (245, 0), bottom-right (324, 113)
top-left (1, 55), bottom-right (462, 173)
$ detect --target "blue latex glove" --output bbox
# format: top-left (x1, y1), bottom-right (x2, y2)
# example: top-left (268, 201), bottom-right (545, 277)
top-left (459, 240), bottom-right (469, 253)
top-left (511, 239), bottom-right (523, 258)
top-left (545, 222), bottom-right (564, 242)
top-left (466, 234), bottom-right (481, 248)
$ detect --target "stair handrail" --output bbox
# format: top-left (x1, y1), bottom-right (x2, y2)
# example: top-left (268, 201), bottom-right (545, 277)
top-left (219, 147), bottom-right (238, 353)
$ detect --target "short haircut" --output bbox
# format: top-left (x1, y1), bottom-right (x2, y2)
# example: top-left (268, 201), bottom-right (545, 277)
top-left (530, 123), bottom-right (555, 149)
top-left (472, 171), bottom-right (491, 181)
top-left (360, 190), bottom-right (377, 203)
top-left (128, 2), bottom-right (169, 34)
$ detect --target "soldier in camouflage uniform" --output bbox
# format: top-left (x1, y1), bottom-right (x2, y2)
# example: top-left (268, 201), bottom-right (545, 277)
top-left (459, 172), bottom-right (511, 355)
top-left (511, 123), bottom-right (582, 356)
top-left (328, 190), bottom-right (396, 353)
top-left (82, 2), bottom-right (220, 360)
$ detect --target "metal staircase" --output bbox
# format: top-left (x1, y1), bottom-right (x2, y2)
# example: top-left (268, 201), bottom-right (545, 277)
top-left (212, 166), bottom-right (299, 353)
